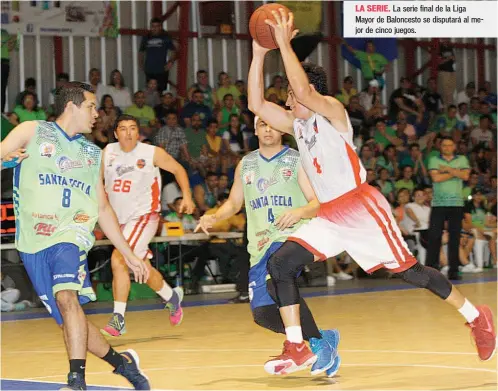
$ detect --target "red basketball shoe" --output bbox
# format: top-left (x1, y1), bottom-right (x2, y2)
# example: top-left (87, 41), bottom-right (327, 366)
top-left (467, 305), bottom-right (496, 361)
top-left (264, 340), bottom-right (317, 375)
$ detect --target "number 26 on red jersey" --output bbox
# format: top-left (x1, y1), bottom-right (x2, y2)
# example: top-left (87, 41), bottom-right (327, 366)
top-left (112, 179), bottom-right (132, 193)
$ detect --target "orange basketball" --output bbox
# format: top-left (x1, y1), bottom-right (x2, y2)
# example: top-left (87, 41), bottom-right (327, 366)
top-left (249, 3), bottom-right (293, 50)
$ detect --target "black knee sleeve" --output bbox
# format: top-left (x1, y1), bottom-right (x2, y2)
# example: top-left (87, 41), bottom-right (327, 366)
top-left (267, 241), bottom-right (314, 307)
top-left (398, 262), bottom-right (452, 299)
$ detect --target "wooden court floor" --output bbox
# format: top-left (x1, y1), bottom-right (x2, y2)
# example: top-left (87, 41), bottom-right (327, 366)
top-left (2, 282), bottom-right (497, 390)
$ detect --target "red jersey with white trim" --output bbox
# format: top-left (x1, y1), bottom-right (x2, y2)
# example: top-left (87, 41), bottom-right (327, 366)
top-left (104, 142), bottom-right (161, 224)
top-left (293, 112), bottom-right (367, 203)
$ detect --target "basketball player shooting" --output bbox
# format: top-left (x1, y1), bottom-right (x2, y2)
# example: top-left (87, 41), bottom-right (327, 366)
top-left (247, 7), bottom-right (496, 375)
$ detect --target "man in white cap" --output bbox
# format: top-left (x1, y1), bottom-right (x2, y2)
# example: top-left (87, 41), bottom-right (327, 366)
top-left (359, 79), bottom-right (381, 112)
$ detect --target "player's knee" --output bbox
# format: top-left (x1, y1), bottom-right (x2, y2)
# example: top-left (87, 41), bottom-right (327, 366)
top-left (111, 250), bottom-right (127, 272)
top-left (267, 254), bottom-right (292, 282)
top-left (396, 262), bottom-right (452, 300)
top-left (54, 290), bottom-right (79, 313)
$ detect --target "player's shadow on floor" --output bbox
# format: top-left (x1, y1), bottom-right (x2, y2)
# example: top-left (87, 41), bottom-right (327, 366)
top-left (108, 334), bottom-right (181, 347)
top-left (197, 375), bottom-right (341, 388)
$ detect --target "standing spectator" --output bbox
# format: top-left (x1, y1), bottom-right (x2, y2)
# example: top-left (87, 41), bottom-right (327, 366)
top-left (188, 70), bottom-right (215, 110)
top-left (335, 76), bottom-right (357, 106)
top-left (426, 137), bottom-right (470, 280)
top-left (139, 18), bottom-right (176, 93)
top-left (144, 79), bottom-right (161, 108)
top-left (342, 39), bottom-right (389, 88)
top-left (124, 91), bottom-right (157, 139)
top-left (438, 39), bottom-right (457, 109)
top-left (1, 29), bottom-right (17, 112)
top-left (456, 82), bottom-right (476, 105)
top-left (155, 92), bottom-right (177, 125)
top-left (106, 69), bottom-right (132, 111)
top-left (180, 89), bottom-right (212, 128)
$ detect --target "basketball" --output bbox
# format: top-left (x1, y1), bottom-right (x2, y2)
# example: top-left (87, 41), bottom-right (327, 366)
top-left (249, 3), bottom-right (293, 50)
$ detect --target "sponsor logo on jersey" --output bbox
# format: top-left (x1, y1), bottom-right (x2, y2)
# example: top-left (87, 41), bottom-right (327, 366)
top-left (244, 171), bottom-right (255, 185)
top-left (53, 273), bottom-right (75, 280)
top-left (281, 168), bottom-right (292, 181)
top-left (32, 212), bottom-right (58, 221)
top-left (256, 177), bottom-right (277, 194)
top-left (257, 236), bottom-right (270, 251)
top-left (56, 156), bottom-right (83, 173)
top-left (116, 164), bottom-right (135, 177)
top-left (136, 159), bottom-right (146, 169)
top-left (73, 210), bottom-right (90, 223)
top-left (39, 142), bottom-right (56, 158)
top-left (34, 223), bottom-right (56, 236)
top-left (305, 134), bottom-right (317, 150)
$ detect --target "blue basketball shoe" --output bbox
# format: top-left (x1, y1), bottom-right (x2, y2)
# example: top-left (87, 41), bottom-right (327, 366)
top-left (321, 329), bottom-right (341, 377)
top-left (309, 335), bottom-right (336, 375)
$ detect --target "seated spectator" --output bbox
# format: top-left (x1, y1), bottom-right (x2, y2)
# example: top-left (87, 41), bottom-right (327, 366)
top-left (373, 119), bottom-right (401, 151)
top-left (359, 144), bottom-right (377, 170)
top-left (468, 97), bottom-right (482, 128)
top-left (48, 72), bottom-right (70, 111)
top-left (422, 77), bottom-right (443, 121)
top-left (395, 166), bottom-right (416, 193)
top-left (218, 173), bottom-right (230, 196)
top-left (205, 119), bottom-right (223, 158)
top-left (89, 117), bottom-right (109, 149)
top-left (11, 92), bottom-right (46, 124)
top-left (377, 167), bottom-right (395, 204)
top-left (462, 170), bottom-right (480, 201)
top-left (125, 90), bottom-right (157, 139)
top-left (335, 76), bottom-right (357, 106)
top-left (1, 272), bottom-right (34, 312)
top-left (144, 78), bottom-right (161, 108)
top-left (456, 82), bottom-right (476, 105)
top-left (483, 81), bottom-right (497, 110)
top-left (161, 181), bottom-right (183, 213)
top-left (106, 69), bottom-right (132, 111)
top-left (478, 101), bottom-right (497, 128)
top-left (204, 193), bottom-right (246, 283)
top-left (15, 77), bottom-right (38, 107)
top-left (180, 89), bottom-right (212, 128)
top-left (347, 95), bottom-right (366, 135)
top-left (388, 77), bottom-right (420, 121)
top-left (223, 114), bottom-right (249, 157)
top-left (366, 168), bottom-right (377, 183)
top-left (376, 144), bottom-right (400, 178)
top-left (400, 143), bottom-right (429, 184)
top-left (359, 79), bottom-right (380, 113)
top-left (432, 105), bottom-right (464, 142)
top-left (193, 172), bottom-right (218, 214)
top-left (265, 75), bottom-right (287, 105)
top-left (89, 68), bottom-right (105, 103)
top-left (188, 69), bottom-right (215, 110)
top-left (405, 188), bottom-right (431, 262)
top-left (456, 102), bottom-right (472, 135)
top-left (470, 146), bottom-right (492, 176)
top-left (470, 115), bottom-right (494, 149)
top-left (235, 80), bottom-right (247, 104)
top-left (393, 188), bottom-right (414, 246)
top-left (155, 91), bottom-right (178, 125)
top-left (217, 94), bottom-right (240, 131)
top-left (216, 72), bottom-right (240, 107)
top-left (99, 94), bottom-right (121, 142)
top-left (392, 111), bottom-right (417, 141)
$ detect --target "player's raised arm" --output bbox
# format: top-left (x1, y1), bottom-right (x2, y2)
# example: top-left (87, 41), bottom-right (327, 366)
top-left (0, 121), bottom-right (36, 168)
top-left (97, 154), bottom-right (149, 283)
top-left (195, 162), bottom-right (245, 234)
top-left (153, 146), bottom-right (195, 214)
top-left (248, 40), bottom-right (295, 135)
top-left (266, 9), bottom-right (348, 133)
top-left (274, 164), bottom-right (319, 230)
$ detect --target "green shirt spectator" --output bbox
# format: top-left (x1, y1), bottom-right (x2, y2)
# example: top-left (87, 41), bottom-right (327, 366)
top-left (354, 50), bottom-right (388, 81)
top-left (374, 125), bottom-right (397, 149)
top-left (183, 126), bottom-right (207, 158)
top-left (428, 154), bottom-right (470, 207)
top-left (124, 104), bottom-right (156, 127)
top-left (395, 179), bottom-right (415, 193)
top-left (12, 106), bottom-right (46, 123)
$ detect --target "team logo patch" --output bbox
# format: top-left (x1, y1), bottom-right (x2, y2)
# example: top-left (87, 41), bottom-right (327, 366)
top-left (136, 159), bottom-right (146, 169)
top-left (56, 156), bottom-right (83, 173)
top-left (281, 168), bottom-right (292, 181)
top-left (244, 171), bottom-right (255, 185)
top-left (73, 210), bottom-right (90, 224)
top-left (257, 177), bottom-right (277, 194)
top-left (39, 142), bottom-right (55, 158)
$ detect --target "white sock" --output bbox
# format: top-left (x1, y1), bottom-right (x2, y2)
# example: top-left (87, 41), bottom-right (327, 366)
top-left (156, 282), bottom-right (173, 302)
top-left (114, 301), bottom-right (127, 317)
top-left (458, 299), bottom-right (480, 323)
top-left (285, 326), bottom-right (304, 343)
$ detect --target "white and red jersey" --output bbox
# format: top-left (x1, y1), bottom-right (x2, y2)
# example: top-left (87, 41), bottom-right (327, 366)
top-left (104, 142), bottom-right (161, 224)
top-left (293, 112), bottom-right (367, 203)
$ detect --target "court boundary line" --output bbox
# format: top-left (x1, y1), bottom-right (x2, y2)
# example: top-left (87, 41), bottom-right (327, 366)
top-left (2, 276), bottom-right (496, 322)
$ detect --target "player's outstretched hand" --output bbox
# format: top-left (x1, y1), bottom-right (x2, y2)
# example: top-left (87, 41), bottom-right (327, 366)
top-left (2, 148), bottom-right (29, 166)
top-left (125, 255), bottom-right (149, 284)
top-left (275, 209), bottom-right (302, 230)
top-left (265, 8), bottom-right (299, 48)
top-left (194, 214), bottom-right (217, 235)
top-left (179, 196), bottom-right (196, 215)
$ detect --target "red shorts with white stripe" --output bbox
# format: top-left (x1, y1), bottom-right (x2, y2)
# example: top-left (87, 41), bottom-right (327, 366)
top-left (120, 213), bottom-right (159, 260)
top-left (288, 183), bottom-right (417, 274)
